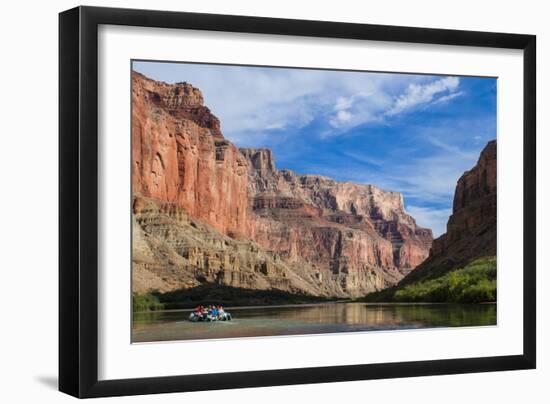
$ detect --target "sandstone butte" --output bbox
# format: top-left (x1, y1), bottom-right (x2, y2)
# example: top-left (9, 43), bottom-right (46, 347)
top-left (400, 139), bottom-right (497, 285)
top-left (132, 71), bottom-right (433, 298)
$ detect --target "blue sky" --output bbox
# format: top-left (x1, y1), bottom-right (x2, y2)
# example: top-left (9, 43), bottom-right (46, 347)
top-left (133, 61), bottom-right (497, 237)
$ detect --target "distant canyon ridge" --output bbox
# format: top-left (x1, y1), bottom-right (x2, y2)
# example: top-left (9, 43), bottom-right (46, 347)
top-left (131, 71), bottom-right (484, 299)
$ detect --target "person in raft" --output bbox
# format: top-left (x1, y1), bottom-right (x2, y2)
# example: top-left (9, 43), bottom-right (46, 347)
top-left (193, 305), bottom-right (204, 320)
top-left (190, 304), bottom-right (231, 321)
top-left (217, 305), bottom-right (231, 321)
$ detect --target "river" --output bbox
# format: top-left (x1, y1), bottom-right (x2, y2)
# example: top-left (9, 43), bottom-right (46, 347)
top-left (132, 302), bottom-right (496, 343)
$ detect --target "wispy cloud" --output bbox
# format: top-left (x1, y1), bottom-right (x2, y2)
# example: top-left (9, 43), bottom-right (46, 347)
top-left (386, 77), bottom-right (460, 116)
top-left (329, 110), bottom-right (353, 127)
top-left (339, 151), bottom-right (384, 167)
top-left (405, 205), bottom-right (452, 237)
top-left (387, 152), bottom-right (476, 203)
top-left (327, 91), bottom-right (387, 130)
top-left (428, 90), bottom-right (464, 107)
top-left (321, 76), bottom-right (464, 134)
top-left (425, 136), bottom-right (478, 159)
top-left (334, 96), bottom-right (353, 111)
top-left (133, 62), bottom-right (464, 144)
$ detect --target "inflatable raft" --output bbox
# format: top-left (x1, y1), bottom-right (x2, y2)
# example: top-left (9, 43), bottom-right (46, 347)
top-left (188, 312), bottom-right (232, 322)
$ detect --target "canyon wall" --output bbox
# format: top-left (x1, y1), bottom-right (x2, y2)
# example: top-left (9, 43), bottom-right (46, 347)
top-left (400, 140), bottom-right (497, 285)
top-left (132, 72), bottom-right (249, 237)
top-left (132, 71), bottom-right (433, 297)
top-left (241, 148), bottom-right (433, 276)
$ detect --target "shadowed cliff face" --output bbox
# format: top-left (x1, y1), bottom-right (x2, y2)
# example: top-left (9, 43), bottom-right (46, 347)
top-left (132, 71), bottom-right (433, 297)
top-left (400, 140), bottom-right (496, 285)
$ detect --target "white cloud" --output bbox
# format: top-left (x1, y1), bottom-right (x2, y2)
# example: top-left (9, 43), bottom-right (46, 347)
top-left (390, 152), bottom-right (476, 202)
top-left (386, 76), bottom-right (460, 116)
top-left (329, 110), bottom-right (353, 127)
top-left (425, 136), bottom-right (476, 159)
top-left (265, 122), bottom-right (287, 130)
top-left (134, 62), bottom-right (444, 142)
top-left (429, 91), bottom-right (464, 106)
top-left (473, 135), bottom-right (484, 144)
top-left (334, 96), bottom-right (353, 111)
top-left (325, 94), bottom-right (391, 134)
top-left (134, 63), bottom-right (465, 145)
top-left (340, 151), bottom-right (384, 167)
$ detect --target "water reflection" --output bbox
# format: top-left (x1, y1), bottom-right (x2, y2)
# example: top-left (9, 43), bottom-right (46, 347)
top-left (132, 303), bottom-right (496, 343)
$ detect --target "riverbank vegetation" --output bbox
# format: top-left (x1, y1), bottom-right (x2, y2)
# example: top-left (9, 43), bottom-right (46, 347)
top-left (133, 285), bottom-right (336, 311)
top-left (364, 256), bottom-right (496, 303)
top-left (155, 285), bottom-right (336, 309)
top-left (133, 257), bottom-right (496, 311)
top-left (132, 292), bottom-right (164, 312)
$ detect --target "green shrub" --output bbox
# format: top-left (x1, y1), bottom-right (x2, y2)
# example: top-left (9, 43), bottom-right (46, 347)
top-left (367, 256), bottom-right (496, 303)
top-left (132, 292), bottom-right (164, 312)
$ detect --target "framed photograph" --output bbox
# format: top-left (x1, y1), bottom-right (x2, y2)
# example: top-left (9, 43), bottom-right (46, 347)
top-left (59, 6), bottom-right (536, 398)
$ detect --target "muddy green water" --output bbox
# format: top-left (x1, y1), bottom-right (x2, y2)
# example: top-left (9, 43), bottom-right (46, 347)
top-left (132, 302), bottom-right (496, 343)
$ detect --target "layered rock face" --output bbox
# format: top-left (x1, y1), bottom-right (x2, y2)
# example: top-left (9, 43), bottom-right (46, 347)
top-left (132, 196), bottom-right (329, 295)
top-left (241, 148), bottom-right (432, 283)
top-left (132, 72), bottom-right (249, 237)
top-left (132, 72), bottom-right (433, 297)
top-left (401, 140), bottom-right (497, 285)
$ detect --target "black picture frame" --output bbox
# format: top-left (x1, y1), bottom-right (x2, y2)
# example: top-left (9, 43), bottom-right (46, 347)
top-left (59, 6), bottom-right (536, 398)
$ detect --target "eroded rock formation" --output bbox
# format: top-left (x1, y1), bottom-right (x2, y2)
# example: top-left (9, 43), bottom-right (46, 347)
top-left (132, 71), bottom-right (433, 297)
top-left (241, 148), bottom-right (433, 279)
top-left (132, 72), bottom-right (249, 237)
top-left (401, 140), bottom-right (497, 285)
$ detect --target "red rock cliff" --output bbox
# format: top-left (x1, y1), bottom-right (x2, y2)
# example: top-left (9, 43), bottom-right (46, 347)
top-left (241, 148), bottom-right (433, 276)
top-left (401, 140), bottom-right (496, 284)
top-left (132, 72), bottom-right (249, 237)
top-left (132, 72), bottom-right (433, 297)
